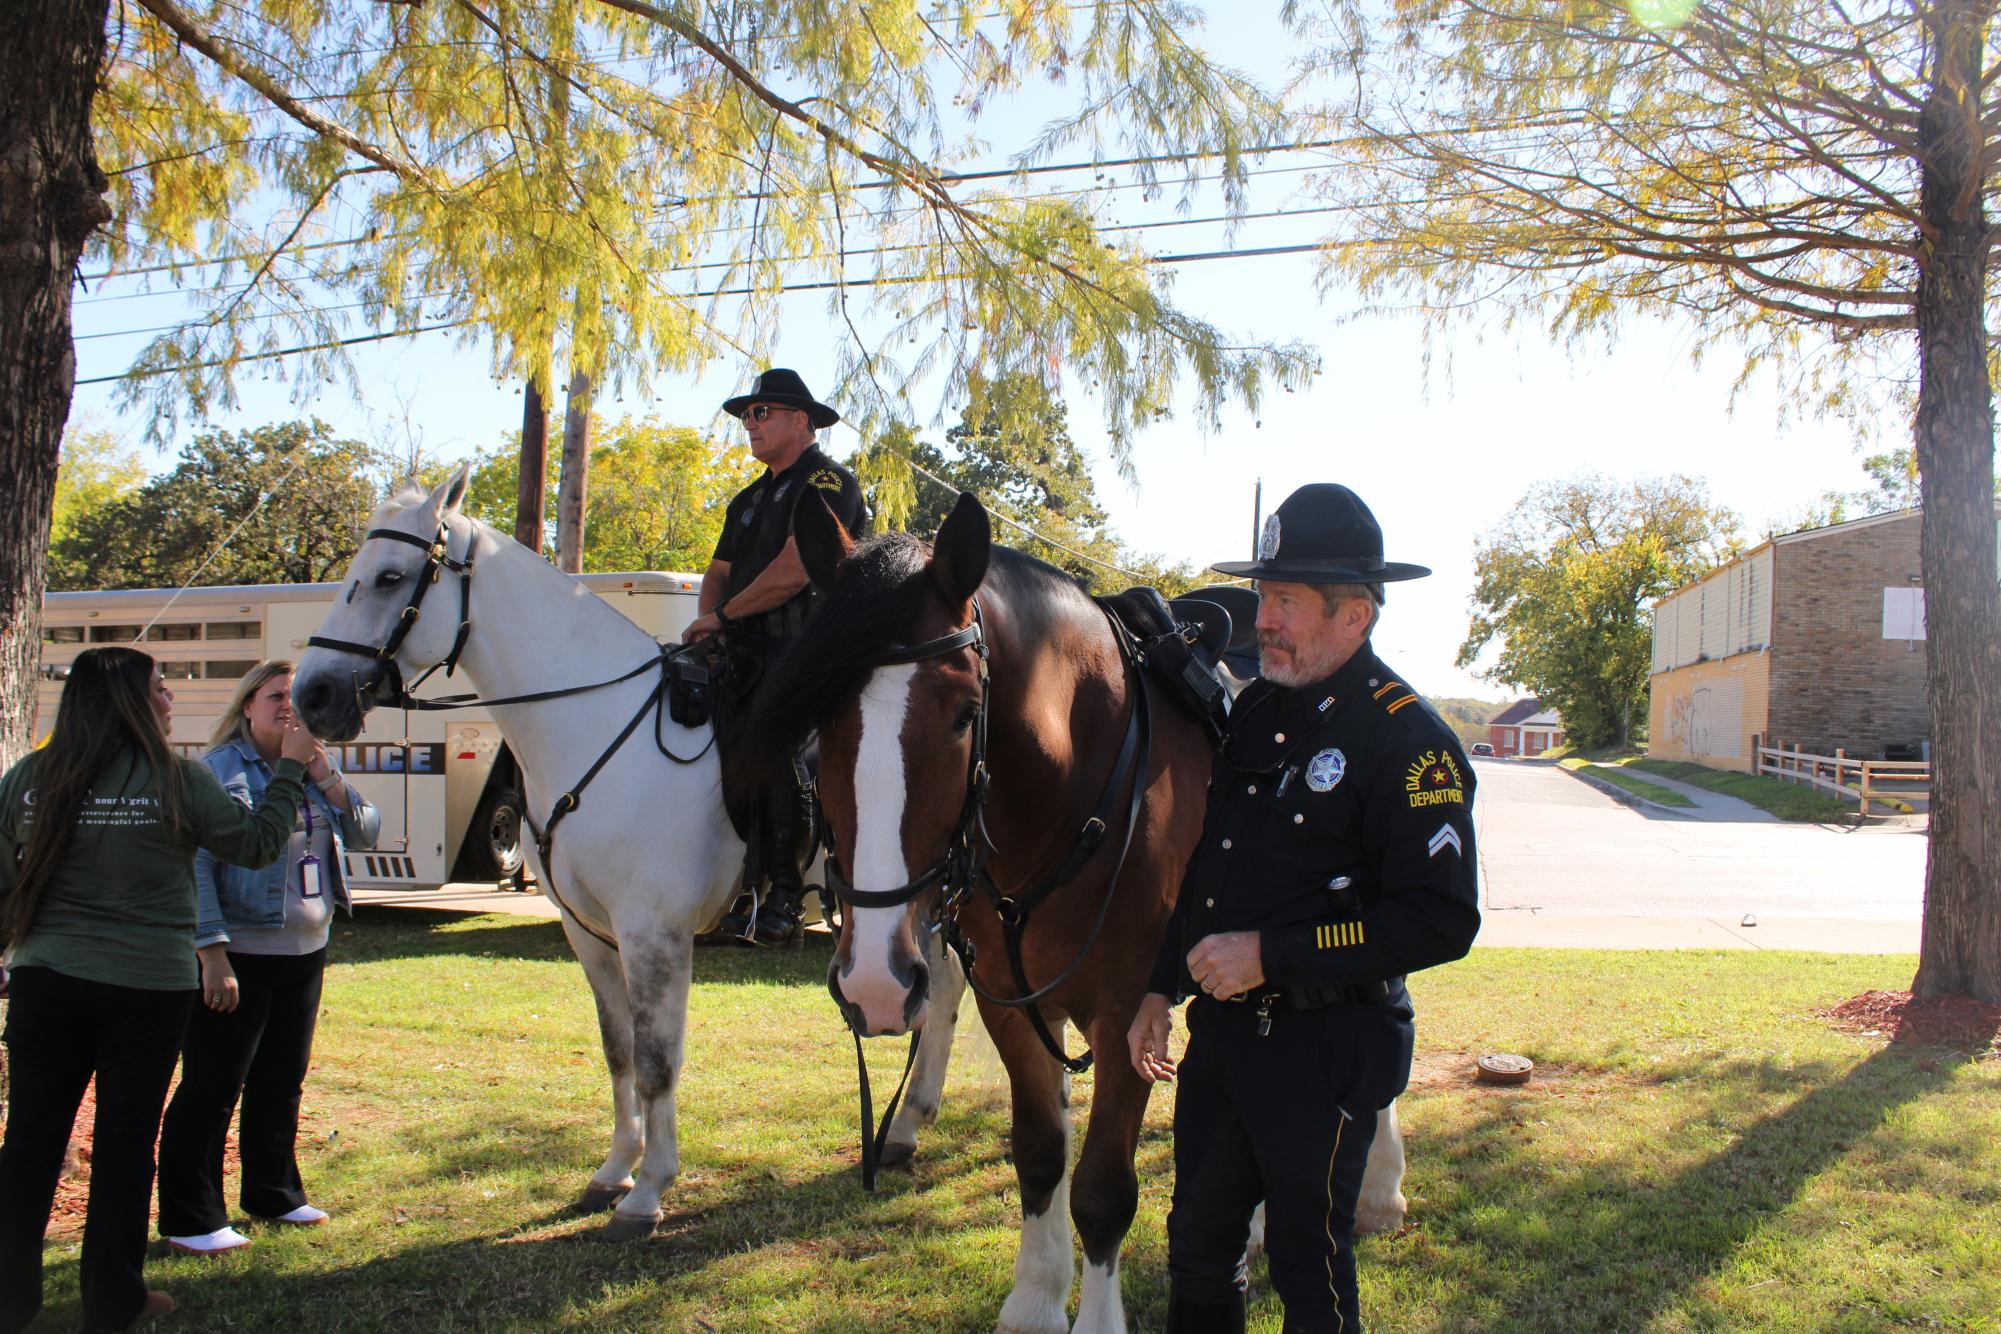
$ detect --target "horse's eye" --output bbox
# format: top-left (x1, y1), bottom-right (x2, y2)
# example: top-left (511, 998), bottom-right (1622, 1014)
top-left (374, 569), bottom-right (405, 590)
top-left (952, 703), bottom-right (978, 735)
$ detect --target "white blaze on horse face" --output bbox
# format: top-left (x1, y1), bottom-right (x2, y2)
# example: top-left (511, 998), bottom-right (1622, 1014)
top-left (847, 663), bottom-right (924, 1031)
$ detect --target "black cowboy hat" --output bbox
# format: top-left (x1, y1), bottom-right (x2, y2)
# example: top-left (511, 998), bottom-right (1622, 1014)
top-left (1211, 483), bottom-right (1431, 586)
top-left (721, 367), bottom-right (841, 429)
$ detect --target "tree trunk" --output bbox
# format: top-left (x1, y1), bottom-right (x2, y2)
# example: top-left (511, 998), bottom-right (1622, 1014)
top-left (515, 374), bottom-right (551, 555)
top-left (555, 366), bottom-right (594, 574)
top-left (0, 0), bottom-right (113, 770)
top-left (1911, 0), bottom-right (2001, 1002)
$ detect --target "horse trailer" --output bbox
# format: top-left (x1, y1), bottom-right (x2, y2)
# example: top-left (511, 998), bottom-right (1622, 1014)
top-left (36, 572), bottom-right (704, 892)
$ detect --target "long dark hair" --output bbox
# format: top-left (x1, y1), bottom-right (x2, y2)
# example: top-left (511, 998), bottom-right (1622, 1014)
top-left (3, 646), bottom-right (185, 949)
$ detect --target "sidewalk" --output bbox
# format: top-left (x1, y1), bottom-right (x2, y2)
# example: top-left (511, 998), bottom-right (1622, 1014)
top-left (352, 886), bottom-right (1923, 953)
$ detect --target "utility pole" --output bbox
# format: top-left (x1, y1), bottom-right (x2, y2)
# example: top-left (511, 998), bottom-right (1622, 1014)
top-left (555, 366), bottom-right (594, 573)
top-left (514, 374), bottom-right (550, 554)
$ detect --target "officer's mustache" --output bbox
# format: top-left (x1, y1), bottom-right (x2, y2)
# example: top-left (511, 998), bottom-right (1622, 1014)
top-left (1258, 631), bottom-right (1293, 656)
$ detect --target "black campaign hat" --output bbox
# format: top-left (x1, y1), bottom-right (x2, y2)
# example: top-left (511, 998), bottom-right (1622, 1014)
top-left (721, 367), bottom-right (841, 429)
top-left (1210, 483), bottom-right (1431, 585)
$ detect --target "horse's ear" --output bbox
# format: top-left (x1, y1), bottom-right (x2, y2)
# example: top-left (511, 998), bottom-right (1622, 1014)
top-left (794, 490), bottom-right (854, 591)
top-left (413, 462), bottom-right (473, 530)
top-left (929, 491), bottom-right (991, 604)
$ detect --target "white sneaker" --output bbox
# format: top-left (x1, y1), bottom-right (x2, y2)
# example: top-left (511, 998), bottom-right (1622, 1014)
top-left (166, 1226), bottom-right (251, 1254)
top-left (267, 1204), bottom-right (328, 1225)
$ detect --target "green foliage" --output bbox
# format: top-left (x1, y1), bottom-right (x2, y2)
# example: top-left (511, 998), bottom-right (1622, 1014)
top-left (1560, 757), bottom-right (1696, 808)
top-left (1459, 475), bottom-right (1741, 750)
top-left (47, 420), bottom-right (377, 590)
top-left (1430, 696), bottom-right (1510, 748)
top-left (50, 423), bottom-right (147, 553)
top-left (90, 1), bottom-right (1314, 450)
top-left (854, 372), bottom-right (1204, 594)
top-left (461, 416), bottom-right (755, 572)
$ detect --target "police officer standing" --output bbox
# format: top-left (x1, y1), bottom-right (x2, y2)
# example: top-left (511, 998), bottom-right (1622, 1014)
top-left (686, 368), bottom-right (867, 944)
top-left (1126, 483), bottom-right (1481, 1333)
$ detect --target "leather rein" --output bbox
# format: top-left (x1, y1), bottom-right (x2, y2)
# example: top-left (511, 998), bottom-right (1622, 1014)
top-left (305, 520), bottom-right (714, 952)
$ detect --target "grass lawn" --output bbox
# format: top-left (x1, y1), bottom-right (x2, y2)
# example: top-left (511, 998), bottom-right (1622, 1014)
top-left (1557, 758), bottom-right (1696, 809)
top-left (1626, 759), bottom-right (1854, 823)
top-left (24, 910), bottom-right (1998, 1332)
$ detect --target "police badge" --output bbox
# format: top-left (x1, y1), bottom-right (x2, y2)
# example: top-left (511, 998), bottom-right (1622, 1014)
top-left (1305, 747), bottom-right (1346, 792)
top-left (1258, 512), bottom-right (1282, 560)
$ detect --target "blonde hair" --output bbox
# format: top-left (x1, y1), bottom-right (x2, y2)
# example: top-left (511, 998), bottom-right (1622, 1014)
top-left (208, 659), bottom-right (297, 750)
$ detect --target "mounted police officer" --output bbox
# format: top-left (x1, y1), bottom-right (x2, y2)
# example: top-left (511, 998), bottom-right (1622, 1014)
top-left (686, 368), bottom-right (867, 945)
top-left (1126, 482), bottom-right (1481, 1333)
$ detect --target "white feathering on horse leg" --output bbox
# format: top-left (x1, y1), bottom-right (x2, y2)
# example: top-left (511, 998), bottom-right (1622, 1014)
top-left (997, 1162), bottom-right (1075, 1334)
top-left (1355, 1101), bottom-right (1408, 1236)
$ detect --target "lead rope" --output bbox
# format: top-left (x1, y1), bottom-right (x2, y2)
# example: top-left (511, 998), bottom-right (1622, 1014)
top-left (854, 1030), bottom-right (921, 1192)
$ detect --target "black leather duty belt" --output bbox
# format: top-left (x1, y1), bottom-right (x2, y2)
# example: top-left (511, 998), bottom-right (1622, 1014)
top-left (1214, 979), bottom-right (1391, 1010)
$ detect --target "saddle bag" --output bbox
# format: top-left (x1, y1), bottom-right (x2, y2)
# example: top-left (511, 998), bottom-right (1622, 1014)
top-left (665, 648), bottom-right (715, 728)
top-left (1098, 585), bottom-right (1237, 741)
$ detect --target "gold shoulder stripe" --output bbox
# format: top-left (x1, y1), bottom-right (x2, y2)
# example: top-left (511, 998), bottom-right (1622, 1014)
top-left (1385, 695), bottom-right (1421, 714)
top-left (1372, 680), bottom-right (1403, 699)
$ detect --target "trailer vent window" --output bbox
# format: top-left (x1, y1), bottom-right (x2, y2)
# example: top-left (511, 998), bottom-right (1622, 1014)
top-left (43, 625), bottom-right (84, 644)
top-left (204, 621), bottom-right (260, 640)
top-left (145, 624), bottom-right (201, 642)
top-left (88, 624), bottom-right (142, 642)
top-left (204, 660), bottom-right (259, 679)
top-left (159, 661), bottom-right (200, 680)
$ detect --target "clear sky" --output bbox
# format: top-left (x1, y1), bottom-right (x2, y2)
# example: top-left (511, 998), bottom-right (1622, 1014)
top-left (66, 6), bottom-right (1898, 705)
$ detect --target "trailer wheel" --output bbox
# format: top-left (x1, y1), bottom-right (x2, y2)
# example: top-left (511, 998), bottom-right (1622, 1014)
top-left (459, 786), bottom-right (525, 882)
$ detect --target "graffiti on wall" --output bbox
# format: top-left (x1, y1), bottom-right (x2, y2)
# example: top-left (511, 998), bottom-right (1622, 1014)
top-left (1669, 688), bottom-right (1713, 760)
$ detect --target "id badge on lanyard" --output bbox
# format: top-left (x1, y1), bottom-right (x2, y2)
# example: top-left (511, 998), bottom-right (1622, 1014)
top-left (300, 798), bottom-right (324, 900)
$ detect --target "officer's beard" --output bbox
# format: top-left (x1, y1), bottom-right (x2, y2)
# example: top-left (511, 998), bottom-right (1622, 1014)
top-left (1259, 628), bottom-right (1354, 688)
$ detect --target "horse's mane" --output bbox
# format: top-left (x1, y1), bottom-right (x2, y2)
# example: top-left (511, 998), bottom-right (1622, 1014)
top-left (731, 534), bottom-right (1087, 801)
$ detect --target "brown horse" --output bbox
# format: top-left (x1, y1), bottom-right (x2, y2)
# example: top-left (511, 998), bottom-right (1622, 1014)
top-left (738, 493), bottom-right (1214, 1332)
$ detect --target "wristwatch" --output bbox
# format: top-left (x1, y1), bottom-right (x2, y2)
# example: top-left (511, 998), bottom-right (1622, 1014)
top-left (712, 603), bottom-right (736, 628)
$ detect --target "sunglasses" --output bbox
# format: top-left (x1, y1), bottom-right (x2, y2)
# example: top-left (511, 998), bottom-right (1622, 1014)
top-left (744, 403), bottom-right (800, 422)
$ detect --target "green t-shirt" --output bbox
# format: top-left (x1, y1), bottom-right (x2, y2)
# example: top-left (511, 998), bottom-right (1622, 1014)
top-left (0, 748), bottom-right (306, 991)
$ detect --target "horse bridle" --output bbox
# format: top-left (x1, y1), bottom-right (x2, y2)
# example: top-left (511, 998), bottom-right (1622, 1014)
top-left (306, 519), bottom-right (476, 709)
top-left (823, 596), bottom-right (1154, 1078)
top-left (304, 516), bottom-right (716, 953)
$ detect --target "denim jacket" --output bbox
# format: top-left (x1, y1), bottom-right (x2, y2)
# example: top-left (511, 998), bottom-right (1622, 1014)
top-left (193, 737), bottom-right (382, 947)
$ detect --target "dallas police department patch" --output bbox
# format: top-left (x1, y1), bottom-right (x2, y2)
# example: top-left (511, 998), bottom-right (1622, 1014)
top-left (1304, 747), bottom-right (1346, 792)
top-left (810, 468), bottom-right (845, 492)
top-left (1258, 512), bottom-right (1282, 560)
top-left (1404, 749), bottom-right (1465, 808)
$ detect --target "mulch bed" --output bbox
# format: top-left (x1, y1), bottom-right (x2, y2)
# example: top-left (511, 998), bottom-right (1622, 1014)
top-left (1821, 989), bottom-right (2001, 1058)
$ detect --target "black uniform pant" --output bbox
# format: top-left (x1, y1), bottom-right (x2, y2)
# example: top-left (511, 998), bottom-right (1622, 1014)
top-left (157, 948), bottom-right (327, 1235)
top-left (1167, 996), bottom-right (1413, 1334)
top-left (0, 966), bottom-right (195, 1334)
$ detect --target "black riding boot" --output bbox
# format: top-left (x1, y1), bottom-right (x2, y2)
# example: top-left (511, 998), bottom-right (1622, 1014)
top-left (746, 782), bottom-right (812, 946)
top-left (1166, 1290), bottom-right (1247, 1334)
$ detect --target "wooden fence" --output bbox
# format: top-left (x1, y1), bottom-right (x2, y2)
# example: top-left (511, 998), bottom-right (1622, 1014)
top-left (1753, 739), bottom-right (1931, 817)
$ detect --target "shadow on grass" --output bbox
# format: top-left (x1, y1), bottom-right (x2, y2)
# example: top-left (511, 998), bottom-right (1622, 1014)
top-left (1403, 1043), bottom-right (1963, 1331)
top-left (335, 908), bottom-right (840, 989)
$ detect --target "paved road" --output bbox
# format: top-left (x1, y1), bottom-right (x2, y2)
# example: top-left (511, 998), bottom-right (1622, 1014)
top-left (1472, 758), bottom-right (1927, 921)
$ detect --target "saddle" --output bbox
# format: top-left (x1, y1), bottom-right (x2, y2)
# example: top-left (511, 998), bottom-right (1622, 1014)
top-left (1097, 584), bottom-right (1255, 743)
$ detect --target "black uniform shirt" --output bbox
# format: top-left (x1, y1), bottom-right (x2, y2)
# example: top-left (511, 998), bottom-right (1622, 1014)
top-left (1148, 643), bottom-right (1481, 999)
top-left (712, 445), bottom-right (868, 629)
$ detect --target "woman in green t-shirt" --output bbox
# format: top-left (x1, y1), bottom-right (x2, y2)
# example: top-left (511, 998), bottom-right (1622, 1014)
top-left (0, 647), bottom-right (315, 1334)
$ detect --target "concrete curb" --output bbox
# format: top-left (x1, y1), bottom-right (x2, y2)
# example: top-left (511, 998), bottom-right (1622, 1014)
top-left (1561, 763), bottom-right (1692, 816)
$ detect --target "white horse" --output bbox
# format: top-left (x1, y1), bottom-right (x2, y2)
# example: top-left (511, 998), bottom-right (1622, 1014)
top-left (293, 466), bottom-right (962, 1237)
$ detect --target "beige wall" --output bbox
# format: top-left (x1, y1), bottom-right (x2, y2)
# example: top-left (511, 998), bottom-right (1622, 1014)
top-left (1647, 650), bottom-right (1772, 773)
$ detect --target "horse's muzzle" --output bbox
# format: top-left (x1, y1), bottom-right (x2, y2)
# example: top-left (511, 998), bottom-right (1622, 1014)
top-left (828, 956), bottom-right (931, 1038)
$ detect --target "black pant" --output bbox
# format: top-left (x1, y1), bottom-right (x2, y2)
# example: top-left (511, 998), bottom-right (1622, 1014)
top-left (0, 966), bottom-right (195, 1334)
top-left (156, 948), bottom-right (326, 1236)
top-left (1166, 997), bottom-right (1413, 1334)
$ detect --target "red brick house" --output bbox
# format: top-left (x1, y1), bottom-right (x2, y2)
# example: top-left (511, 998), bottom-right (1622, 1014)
top-left (1646, 506), bottom-right (1992, 772)
top-left (1488, 699), bottom-right (1565, 757)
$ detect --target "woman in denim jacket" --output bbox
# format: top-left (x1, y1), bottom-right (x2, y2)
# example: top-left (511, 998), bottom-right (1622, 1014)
top-left (156, 661), bottom-right (380, 1255)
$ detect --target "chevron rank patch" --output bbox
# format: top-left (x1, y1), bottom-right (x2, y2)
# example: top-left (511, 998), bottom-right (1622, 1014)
top-left (1316, 921), bottom-right (1365, 949)
top-left (810, 468), bottom-right (845, 492)
top-left (1427, 823), bottom-right (1463, 859)
top-left (1405, 749), bottom-right (1465, 808)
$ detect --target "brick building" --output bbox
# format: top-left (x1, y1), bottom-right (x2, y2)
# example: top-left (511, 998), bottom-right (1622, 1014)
top-left (1646, 507), bottom-right (1983, 772)
top-left (1487, 699), bottom-right (1565, 757)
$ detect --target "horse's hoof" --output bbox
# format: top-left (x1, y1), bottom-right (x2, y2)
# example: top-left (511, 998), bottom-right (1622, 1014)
top-left (599, 1211), bottom-right (661, 1242)
top-left (1354, 1193), bottom-right (1408, 1237)
top-left (879, 1140), bottom-right (916, 1168)
top-left (574, 1183), bottom-right (630, 1214)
